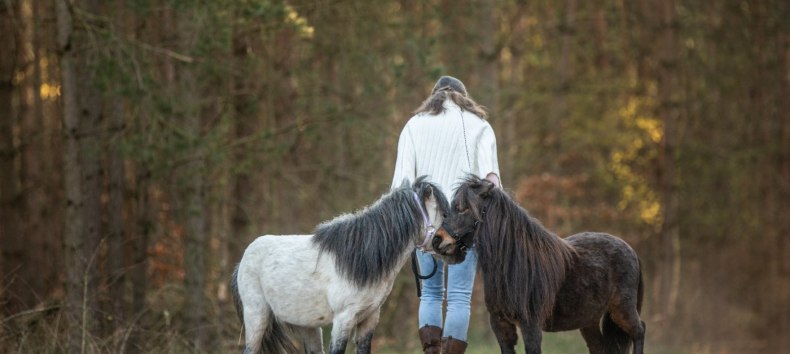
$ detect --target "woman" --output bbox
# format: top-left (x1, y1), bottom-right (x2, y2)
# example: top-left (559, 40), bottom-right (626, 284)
top-left (391, 76), bottom-right (501, 354)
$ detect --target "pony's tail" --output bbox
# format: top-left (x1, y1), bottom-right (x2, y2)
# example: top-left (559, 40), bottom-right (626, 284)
top-left (602, 312), bottom-right (631, 354)
top-left (260, 318), bottom-right (298, 354)
top-left (230, 264), bottom-right (244, 324)
top-left (637, 258), bottom-right (644, 314)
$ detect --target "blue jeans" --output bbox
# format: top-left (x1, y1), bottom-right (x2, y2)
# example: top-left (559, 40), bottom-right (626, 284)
top-left (416, 248), bottom-right (477, 341)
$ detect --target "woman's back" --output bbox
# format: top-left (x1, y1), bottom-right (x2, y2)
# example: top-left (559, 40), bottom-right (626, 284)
top-left (392, 100), bottom-right (498, 197)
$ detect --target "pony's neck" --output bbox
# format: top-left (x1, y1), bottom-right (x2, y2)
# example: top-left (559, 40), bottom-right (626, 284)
top-left (312, 188), bottom-right (423, 287)
top-left (476, 190), bottom-right (575, 322)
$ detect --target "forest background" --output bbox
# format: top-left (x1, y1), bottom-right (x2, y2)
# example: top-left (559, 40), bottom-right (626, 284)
top-left (1, 0), bottom-right (788, 353)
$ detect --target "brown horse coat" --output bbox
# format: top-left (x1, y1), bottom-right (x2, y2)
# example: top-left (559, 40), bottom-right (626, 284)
top-left (436, 175), bottom-right (646, 354)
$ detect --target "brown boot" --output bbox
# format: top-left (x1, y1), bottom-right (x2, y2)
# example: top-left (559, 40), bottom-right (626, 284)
top-left (418, 325), bottom-right (442, 354)
top-left (441, 336), bottom-right (468, 354)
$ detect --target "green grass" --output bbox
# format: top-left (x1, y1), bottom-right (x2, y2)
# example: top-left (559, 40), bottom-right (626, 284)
top-left (375, 331), bottom-right (589, 354)
top-left (376, 330), bottom-right (694, 354)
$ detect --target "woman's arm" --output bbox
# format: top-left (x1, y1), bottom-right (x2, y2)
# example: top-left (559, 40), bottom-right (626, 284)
top-left (476, 124), bottom-right (501, 188)
top-left (391, 123), bottom-right (416, 190)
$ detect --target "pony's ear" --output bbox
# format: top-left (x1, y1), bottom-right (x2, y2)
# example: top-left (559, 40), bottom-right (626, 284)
top-left (424, 185), bottom-right (433, 198)
top-left (400, 178), bottom-right (410, 189)
top-left (479, 179), bottom-right (495, 198)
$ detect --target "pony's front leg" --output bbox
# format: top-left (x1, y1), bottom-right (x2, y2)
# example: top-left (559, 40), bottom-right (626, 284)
top-left (328, 312), bottom-right (355, 354)
top-left (328, 336), bottom-right (348, 354)
top-left (354, 332), bottom-right (373, 354)
top-left (353, 310), bottom-right (380, 354)
top-left (520, 321), bottom-right (543, 354)
top-left (489, 312), bottom-right (518, 354)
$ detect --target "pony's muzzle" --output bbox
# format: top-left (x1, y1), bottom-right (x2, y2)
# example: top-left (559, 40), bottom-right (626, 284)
top-left (433, 228), bottom-right (458, 255)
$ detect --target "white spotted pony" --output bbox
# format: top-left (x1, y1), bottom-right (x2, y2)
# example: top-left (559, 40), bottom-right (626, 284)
top-left (231, 177), bottom-right (448, 354)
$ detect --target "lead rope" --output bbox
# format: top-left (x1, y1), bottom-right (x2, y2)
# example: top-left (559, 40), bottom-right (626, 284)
top-left (460, 110), bottom-right (472, 170)
top-left (411, 253), bottom-right (437, 297)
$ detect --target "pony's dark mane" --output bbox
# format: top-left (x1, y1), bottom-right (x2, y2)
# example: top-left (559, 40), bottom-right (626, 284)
top-left (457, 176), bottom-right (575, 323)
top-left (312, 177), bottom-right (447, 288)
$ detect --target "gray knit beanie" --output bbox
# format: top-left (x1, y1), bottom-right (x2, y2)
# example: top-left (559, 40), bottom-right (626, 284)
top-left (431, 76), bottom-right (468, 96)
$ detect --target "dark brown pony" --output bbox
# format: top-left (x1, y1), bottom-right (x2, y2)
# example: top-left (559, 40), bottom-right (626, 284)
top-left (433, 175), bottom-right (645, 354)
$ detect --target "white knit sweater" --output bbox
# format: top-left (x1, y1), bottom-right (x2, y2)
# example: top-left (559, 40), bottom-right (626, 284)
top-left (391, 99), bottom-right (501, 198)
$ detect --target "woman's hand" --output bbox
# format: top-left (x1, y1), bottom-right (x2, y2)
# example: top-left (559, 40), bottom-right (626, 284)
top-left (485, 172), bottom-right (500, 188)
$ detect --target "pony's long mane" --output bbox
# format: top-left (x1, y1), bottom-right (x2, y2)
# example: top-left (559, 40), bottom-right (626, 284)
top-left (312, 177), bottom-right (447, 287)
top-left (457, 177), bottom-right (575, 323)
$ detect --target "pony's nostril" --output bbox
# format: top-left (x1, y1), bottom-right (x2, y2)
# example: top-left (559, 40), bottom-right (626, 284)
top-left (432, 236), bottom-right (442, 248)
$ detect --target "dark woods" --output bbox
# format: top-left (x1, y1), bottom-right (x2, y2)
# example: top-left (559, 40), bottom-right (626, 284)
top-left (1, 0), bottom-right (788, 353)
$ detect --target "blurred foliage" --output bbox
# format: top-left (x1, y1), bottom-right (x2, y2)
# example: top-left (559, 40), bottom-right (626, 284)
top-left (1, 0), bottom-right (788, 353)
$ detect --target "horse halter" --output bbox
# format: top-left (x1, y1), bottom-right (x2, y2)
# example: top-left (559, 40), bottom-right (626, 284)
top-left (411, 191), bottom-right (440, 297)
top-left (444, 206), bottom-right (486, 253)
top-left (412, 191), bottom-right (437, 252)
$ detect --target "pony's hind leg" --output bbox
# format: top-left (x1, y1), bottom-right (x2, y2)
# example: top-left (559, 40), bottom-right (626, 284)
top-left (632, 321), bottom-right (645, 354)
top-left (241, 297), bottom-right (297, 353)
top-left (608, 258), bottom-right (645, 354)
top-left (606, 306), bottom-right (645, 354)
top-left (241, 301), bottom-right (269, 354)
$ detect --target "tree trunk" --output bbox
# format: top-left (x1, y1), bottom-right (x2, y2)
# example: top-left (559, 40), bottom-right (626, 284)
top-left (57, 1), bottom-right (84, 350)
top-left (181, 77), bottom-right (209, 353)
top-left (105, 94), bottom-right (126, 337)
top-left (655, 0), bottom-right (681, 319)
top-left (127, 168), bottom-right (151, 354)
top-left (0, 0), bottom-right (19, 316)
top-left (549, 0), bottom-right (576, 175)
top-left (57, 0), bottom-right (104, 351)
top-left (478, 0), bottom-right (498, 116)
top-left (17, 0), bottom-right (44, 310)
top-left (779, 29), bottom-right (790, 352)
top-left (230, 19), bottom-right (255, 267)
top-left (26, 0), bottom-right (57, 309)
top-left (177, 7), bottom-right (209, 351)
